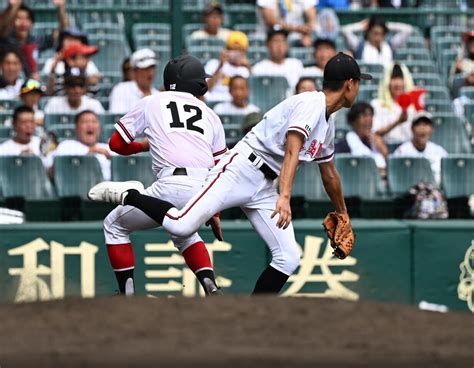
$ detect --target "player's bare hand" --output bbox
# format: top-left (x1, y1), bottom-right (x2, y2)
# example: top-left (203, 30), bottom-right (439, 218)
top-left (272, 196), bottom-right (292, 229)
top-left (206, 213), bottom-right (223, 241)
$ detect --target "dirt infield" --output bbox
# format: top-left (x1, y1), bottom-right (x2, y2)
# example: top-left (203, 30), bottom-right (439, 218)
top-left (0, 296), bottom-right (472, 368)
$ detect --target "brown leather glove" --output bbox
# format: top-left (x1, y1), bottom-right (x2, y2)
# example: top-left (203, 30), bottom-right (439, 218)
top-left (323, 212), bottom-right (355, 259)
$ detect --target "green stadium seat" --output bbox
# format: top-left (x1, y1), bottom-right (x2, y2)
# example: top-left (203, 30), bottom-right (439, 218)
top-left (356, 85), bottom-right (378, 102)
top-left (134, 34), bottom-right (171, 49)
top-left (439, 49), bottom-right (458, 77)
top-left (441, 155), bottom-right (474, 198)
top-left (0, 112), bottom-right (12, 126)
top-left (248, 76), bottom-right (288, 112)
top-left (247, 46), bottom-right (269, 64)
top-left (100, 124), bottom-right (116, 143)
top-left (335, 154), bottom-right (384, 199)
top-left (0, 156), bottom-right (55, 199)
top-left (248, 34), bottom-right (266, 47)
top-left (73, 10), bottom-right (124, 26)
top-left (182, 24), bottom-right (203, 42)
top-left (111, 155), bottom-right (155, 188)
top-left (404, 61), bottom-right (438, 75)
top-left (186, 37), bottom-right (225, 49)
top-left (100, 72), bottom-right (122, 85)
top-left (394, 48), bottom-right (431, 61)
top-left (187, 45), bottom-right (222, 64)
top-left (48, 124), bottom-right (76, 141)
top-left (387, 157), bottom-right (435, 195)
top-left (83, 22), bottom-right (126, 38)
top-left (459, 86), bottom-right (474, 99)
top-left (412, 73), bottom-right (443, 87)
top-left (0, 99), bottom-right (19, 111)
top-left (404, 37), bottom-right (427, 50)
top-left (218, 114), bottom-right (244, 126)
top-left (123, 0), bottom-right (168, 9)
top-left (100, 113), bottom-right (122, 126)
top-left (31, 22), bottom-right (58, 39)
top-left (358, 63), bottom-right (384, 75)
top-left (234, 23), bottom-right (258, 35)
top-left (431, 25), bottom-right (464, 43)
top-left (89, 34), bottom-right (131, 74)
top-left (425, 99), bottom-right (454, 114)
top-left (289, 47), bottom-right (314, 66)
top-left (333, 107), bottom-right (349, 130)
top-left (223, 123), bottom-right (243, 147)
top-left (0, 126), bottom-right (13, 142)
top-left (54, 156), bottom-right (103, 198)
top-left (423, 86), bottom-right (450, 101)
top-left (293, 162), bottom-right (328, 200)
top-left (227, 3), bottom-right (256, 27)
top-left (463, 101), bottom-right (474, 123)
top-left (44, 113), bottom-right (76, 128)
top-left (434, 37), bottom-right (461, 63)
top-left (430, 113), bottom-right (471, 154)
top-left (132, 23), bottom-right (170, 37)
top-left (335, 126), bottom-right (351, 143)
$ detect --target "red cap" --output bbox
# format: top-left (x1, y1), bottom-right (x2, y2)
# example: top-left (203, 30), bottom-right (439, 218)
top-left (63, 43), bottom-right (98, 60)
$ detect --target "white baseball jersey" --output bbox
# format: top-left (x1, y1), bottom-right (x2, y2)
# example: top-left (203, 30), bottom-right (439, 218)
top-left (115, 91), bottom-right (227, 176)
top-left (243, 91), bottom-right (335, 173)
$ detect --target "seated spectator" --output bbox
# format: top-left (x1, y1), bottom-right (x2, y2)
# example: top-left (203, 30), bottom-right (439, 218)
top-left (335, 102), bottom-right (388, 170)
top-left (295, 77), bottom-right (317, 94)
top-left (52, 110), bottom-right (113, 180)
top-left (257, 0), bottom-right (317, 47)
top-left (303, 38), bottom-right (337, 77)
top-left (252, 26), bottom-right (304, 91)
top-left (241, 111), bottom-right (263, 135)
top-left (393, 113), bottom-right (448, 186)
top-left (453, 66), bottom-right (474, 118)
top-left (451, 30), bottom-right (474, 86)
top-left (213, 76), bottom-right (260, 115)
top-left (0, 105), bottom-right (48, 165)
top-left (371, 63), bottom-right (416, 146)
top-left (190, 2), bottom-right (232, 42)
top-left (0, 47), bottom-right (24, 99)
top-left (44, 42), bottom-right (100, 96)
top-left (44, 73), bottom-right (104, 115)
top-left (341, 16), bottom-right (412, 67)
top-left (109, 48), bottom-right (158, 114)
top-left (121, 57), bottom-right (133, 82)
top-left (19, 79), bottom-right (45, 127)
top-left (0, 0), bottom-right (69, 78)
top-left (205, 31), bottom-right (251, 103)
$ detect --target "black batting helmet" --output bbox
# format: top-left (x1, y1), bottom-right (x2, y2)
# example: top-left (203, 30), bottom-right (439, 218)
top-left (163, 54), bottom-right (211, 97)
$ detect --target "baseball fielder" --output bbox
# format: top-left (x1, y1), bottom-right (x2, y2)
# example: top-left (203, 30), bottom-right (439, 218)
top-left (90, 53), bottom-right (370, 294)
top-left (97, 55), bottom-right (227, 296)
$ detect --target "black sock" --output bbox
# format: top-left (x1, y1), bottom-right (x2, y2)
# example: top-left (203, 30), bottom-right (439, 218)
top-left (252, 265), bottom-right (289, 294)
top-left (124, 189), bottom-right (174, 225)
top-left (195, 269), bottom-right (219, 295)
top-left (115, 268), bottom-right (134, 295)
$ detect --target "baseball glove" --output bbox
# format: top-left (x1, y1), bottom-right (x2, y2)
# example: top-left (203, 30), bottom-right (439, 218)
top-left (323, 212), bottom-right (355, 259)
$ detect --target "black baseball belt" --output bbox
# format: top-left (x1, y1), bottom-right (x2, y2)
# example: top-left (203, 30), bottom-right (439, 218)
top-left (248, 153), bottom-right (278, 181)
top-left (172, 168), bottom-right (187, 175)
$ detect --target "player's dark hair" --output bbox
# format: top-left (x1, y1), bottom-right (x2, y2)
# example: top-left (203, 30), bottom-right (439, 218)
top-left (18, 4), bottom-right (35, 23)
top-left (295, 77), bottom-right (317, 94)
top-left (364, 16), bottom-right (388, 39)
top-left (347, 102), bottom-right (374, 125)
top-left (229, 75), bottom-right (247, 89)
top-left (322, 79), bottom-right (346, 91)
top-left (74, 110), bottom-right (98, 125)
top-left (12, 105), bottom-right (34, 124)
top-left (0, 47), bottom-right (23, 64)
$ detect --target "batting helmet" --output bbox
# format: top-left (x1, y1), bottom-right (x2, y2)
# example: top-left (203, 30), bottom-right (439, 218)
top-left (163, 54), bottom-right (210, 97)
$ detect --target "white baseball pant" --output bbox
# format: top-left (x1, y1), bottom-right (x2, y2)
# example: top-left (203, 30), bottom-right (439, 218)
top-left (163, 142), bottom-right (301, 276)
top-left (104, 168), bottom-right (210, 253)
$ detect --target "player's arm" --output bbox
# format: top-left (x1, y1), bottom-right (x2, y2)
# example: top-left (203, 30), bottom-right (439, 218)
top-left (109, 131), bottom-right (148, 156)
top-left (319, 160), bottom-right (347, 214)
top-left (272, 131), bottom-right (304, 229)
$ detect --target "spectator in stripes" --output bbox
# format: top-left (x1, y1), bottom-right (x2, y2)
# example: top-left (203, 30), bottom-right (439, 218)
top-left (190, 2), bottom-right (232, 43)
top-left (213, 76), bottom-right (260, 115)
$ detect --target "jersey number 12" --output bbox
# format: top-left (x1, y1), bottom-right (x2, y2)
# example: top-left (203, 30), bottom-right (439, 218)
top-left (166, 101), bottom-right (204, 134)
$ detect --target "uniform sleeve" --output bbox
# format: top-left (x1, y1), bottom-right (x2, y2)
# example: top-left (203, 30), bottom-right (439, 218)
top-left (257, 0), bottom-right (274, 7)
top-left (114, 98), bottom-right (148, 144)
top-left (211, 113), bottom-right (228, 162)
top-left (287, 96), bottom-right (320, 142)
top-left (314, 120), bottom-right (335, 164)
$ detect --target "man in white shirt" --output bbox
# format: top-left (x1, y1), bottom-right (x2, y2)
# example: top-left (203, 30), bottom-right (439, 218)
top-left (109, 48), bottom-right (159, 114)
top-left (190, 2), bottom-right (232, 42)
top-left (52, 110), bottom-right (113, 180)
top-left (0, 48), bottom-right (23, 100)
top-left (252, 27), bottom-right (304, 91)
top-left (213, 76), bottom-right (260, 115)
top-left (0, 105), bottom-right (50, 166)
top-left (257, 0), bottom-right (317, 47)
top-left (44, 73), bottom-right (104, 115)
top-left (205, 31), bottom-right (251, 103)
top-left (393, 113), bottom-right (448, 186)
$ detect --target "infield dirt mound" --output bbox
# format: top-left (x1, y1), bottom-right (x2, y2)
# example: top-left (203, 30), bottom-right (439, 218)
top-left (0, 296), bottom-right (472, 368)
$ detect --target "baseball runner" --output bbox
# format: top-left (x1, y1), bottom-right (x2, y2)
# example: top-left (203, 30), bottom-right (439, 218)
top-left (89, 52), bottom-right (370, 294)
top-left (97, 54), bottom-right (227, 296)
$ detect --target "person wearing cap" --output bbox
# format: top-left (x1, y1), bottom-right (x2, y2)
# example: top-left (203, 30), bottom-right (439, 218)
top-left (89, 52), bottom-right (372, 295)
top-left (393, 113), bottom-right (448, 186)
top-left (252, 27), bottom-right (304, 91)
top-left (205, 31), bottom-right (251, 103)
top-left (45, 42), bottom-right (101, 96)
top-left (19, 79), bottom-right (45, 126)
top-left (370, 63), bottom-right (416, 147)
top-left (109, 48), bottom-right (159, 114)
top-left (0, 105), bottom-right (50, 167)
top-left (0, 47), bottom-right (24, 100)
top-left (341, 16), bottom-right (412, 67)
top-left (335, 102), bottom-right (388, 171)
top-left (257, 0), bottom-right (317, 47)
top-left (303, 38), bottom-right (337, 77)
top-left (213, 75), bottom-right (260, 116)
top-left (0, 0), bottom-right (70, 79)
top-left (44, 73), bottom-right (104, 115)
top-left (190, 2), bottom-right (232, 42)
